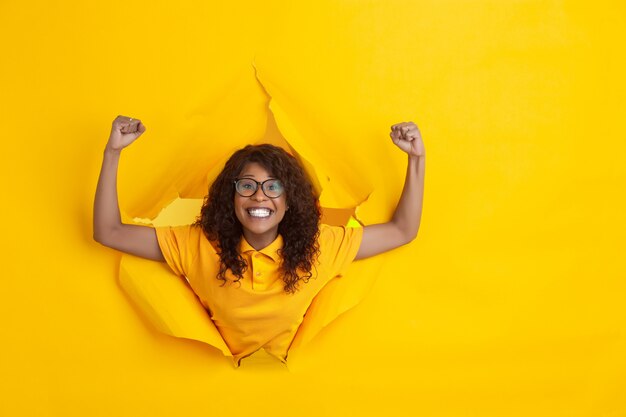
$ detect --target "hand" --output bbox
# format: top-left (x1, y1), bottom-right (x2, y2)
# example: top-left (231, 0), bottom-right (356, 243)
top-left (106, 115), bottom-right (147, 152)
top-left (390, 121), bottom-right (425, 158)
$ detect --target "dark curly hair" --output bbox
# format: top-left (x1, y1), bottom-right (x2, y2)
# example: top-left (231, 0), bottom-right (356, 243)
top-left (194, 144), bottom-right (321, 294)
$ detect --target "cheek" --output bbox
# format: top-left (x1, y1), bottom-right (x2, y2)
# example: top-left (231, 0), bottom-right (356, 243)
top-left (278, 197), bottom-right (288, 214)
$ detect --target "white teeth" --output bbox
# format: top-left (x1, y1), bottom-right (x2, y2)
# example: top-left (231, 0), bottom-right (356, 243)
top-left (247, 208), bottom-right (271, 218)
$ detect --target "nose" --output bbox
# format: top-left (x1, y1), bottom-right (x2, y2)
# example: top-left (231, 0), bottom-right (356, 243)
top-left (251, 186), bottom-right (267, 201)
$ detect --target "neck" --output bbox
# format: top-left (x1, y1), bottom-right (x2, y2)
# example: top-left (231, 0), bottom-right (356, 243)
top-left (242, 230), bottom-right (278, 251)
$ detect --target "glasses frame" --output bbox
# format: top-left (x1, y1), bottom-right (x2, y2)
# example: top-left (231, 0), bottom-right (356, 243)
top-left (233, 178), bottom-right (285, 199)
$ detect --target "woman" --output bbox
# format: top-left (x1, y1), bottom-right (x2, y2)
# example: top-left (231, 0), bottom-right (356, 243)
top-left (94, 115), bottom-right (425, 363)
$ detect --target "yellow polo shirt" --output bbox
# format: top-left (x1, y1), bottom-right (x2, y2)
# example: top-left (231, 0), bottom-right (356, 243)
top-left (155, 223), bottom-right (363, 364)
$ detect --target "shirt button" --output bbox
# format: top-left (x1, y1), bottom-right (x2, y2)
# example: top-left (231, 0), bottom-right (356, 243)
top-left (254, 253), bottom-right (260, 258)
top-left (256, 271), bottom-right (262, 276)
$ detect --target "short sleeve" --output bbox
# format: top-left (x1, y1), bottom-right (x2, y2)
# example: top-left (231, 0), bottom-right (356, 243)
top-left (155, 225), bottom-right (194, 277)
top-left (318, 224), bottom-right (364, 277)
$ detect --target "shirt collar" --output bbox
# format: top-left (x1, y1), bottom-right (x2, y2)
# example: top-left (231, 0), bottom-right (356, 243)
top-left (239, 234), bottom-right (283, 263)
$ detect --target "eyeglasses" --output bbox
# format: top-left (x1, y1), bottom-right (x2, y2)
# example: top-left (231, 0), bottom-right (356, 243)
top-left (233, 178), bottom-right (284, 198)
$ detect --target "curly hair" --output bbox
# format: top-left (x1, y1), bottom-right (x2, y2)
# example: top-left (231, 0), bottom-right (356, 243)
top-left (194, 144), bottom-right (321, 294)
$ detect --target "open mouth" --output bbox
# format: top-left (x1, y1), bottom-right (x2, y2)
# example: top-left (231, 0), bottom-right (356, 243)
top-left (246, 208), bottom-right (273, 218)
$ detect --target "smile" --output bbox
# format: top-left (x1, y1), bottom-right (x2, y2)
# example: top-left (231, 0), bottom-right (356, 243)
top-left (247, 208), bottom-right (273, 218)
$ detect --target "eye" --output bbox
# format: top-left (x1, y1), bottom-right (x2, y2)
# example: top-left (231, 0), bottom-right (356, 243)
top-left (267, 181), bottom-right (283, 191)
top-left (236, 179), bottom-right (257, 192)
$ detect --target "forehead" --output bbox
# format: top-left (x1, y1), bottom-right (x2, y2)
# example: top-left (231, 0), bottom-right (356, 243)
top-left (239, 162), bottom-right (274, 178)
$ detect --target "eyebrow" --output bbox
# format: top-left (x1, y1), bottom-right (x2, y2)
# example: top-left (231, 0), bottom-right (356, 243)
top-left (239, 174), bottom-right (277, 179)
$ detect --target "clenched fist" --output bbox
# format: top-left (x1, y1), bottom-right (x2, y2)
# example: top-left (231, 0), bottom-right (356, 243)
top-left (106, 115), bottom-right (147, 152)
top-left (390, 121), bottom-right (425, 158)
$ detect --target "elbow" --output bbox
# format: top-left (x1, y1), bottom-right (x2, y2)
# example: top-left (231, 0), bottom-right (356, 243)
top-left (401, 232), bottom-right (417, 246)
top-left (409, 225), bottom-right (420, 242)
top-left (393, 221), bottom-right (419, 246)
top-left (93, 224), bottom-right (106, 244)
top-left (93, 226), bottom-right (117, 247)
top-left (93, 230), bottom-right (107, 246)
top-left (93, 227), bottom-right (102, 244)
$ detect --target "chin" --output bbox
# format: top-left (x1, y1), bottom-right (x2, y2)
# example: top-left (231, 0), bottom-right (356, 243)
top-left (236, 218), bottom-right (275, 238)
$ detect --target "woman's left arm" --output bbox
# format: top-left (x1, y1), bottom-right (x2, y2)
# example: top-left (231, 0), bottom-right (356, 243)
top-left (355, 121), bottom-right (425, 260)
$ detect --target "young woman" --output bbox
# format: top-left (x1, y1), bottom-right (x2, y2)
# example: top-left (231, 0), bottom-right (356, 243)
top-left (94, 115), bottom-right (425, 363)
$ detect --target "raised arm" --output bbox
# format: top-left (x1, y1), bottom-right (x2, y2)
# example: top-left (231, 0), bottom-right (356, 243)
top-left (355, 121), bottom-right (425, 260)
top-left (93, 115), bottom-right (164, 261)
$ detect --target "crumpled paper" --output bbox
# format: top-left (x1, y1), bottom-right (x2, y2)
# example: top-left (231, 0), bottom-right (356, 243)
top-left (118, 67), bottom-right (385, 365)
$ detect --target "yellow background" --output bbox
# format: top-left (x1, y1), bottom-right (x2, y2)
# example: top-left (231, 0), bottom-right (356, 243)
top-left (1, 0), bottom-right (625, 416)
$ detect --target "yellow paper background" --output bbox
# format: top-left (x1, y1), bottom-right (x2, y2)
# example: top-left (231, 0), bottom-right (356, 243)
top-left (1, 1), bottom-right (625, 416)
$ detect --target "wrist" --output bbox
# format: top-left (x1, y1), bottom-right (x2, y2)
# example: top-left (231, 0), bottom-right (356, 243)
top-left (104, 146), bottom-right (122, 157)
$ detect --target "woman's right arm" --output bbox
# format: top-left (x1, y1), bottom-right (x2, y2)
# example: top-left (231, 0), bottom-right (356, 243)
top-left (93, 115), bottom-right (165, 261)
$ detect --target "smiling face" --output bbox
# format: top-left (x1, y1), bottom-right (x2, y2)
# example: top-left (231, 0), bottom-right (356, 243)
top-left (234, 162), bottom-right (287, 250)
